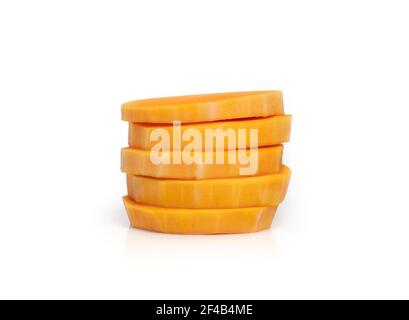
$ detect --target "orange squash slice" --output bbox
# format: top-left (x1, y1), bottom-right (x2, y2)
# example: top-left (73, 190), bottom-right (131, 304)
top-left (121, 145), bottom-right (283, 179)
top-left (129, 115), bottom-right (292, 151)
top-left (122, 91), bottom-right (283, 124)
top-left (127, 166), bottom-right (291, 209)
top-left (123, 196), bottom-right (278, 234)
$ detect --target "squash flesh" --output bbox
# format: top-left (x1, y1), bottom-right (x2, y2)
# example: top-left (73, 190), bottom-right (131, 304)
top-left (121, 145), bottom-right (283, 179)
top-left (123, 196), bottom-right (277, 234)
top-left (122, 91), bottom-right (283, 123)
top-left (127, 166), bottom-right (291, 209)
top-left (129, 115), bottom-right (292, 151)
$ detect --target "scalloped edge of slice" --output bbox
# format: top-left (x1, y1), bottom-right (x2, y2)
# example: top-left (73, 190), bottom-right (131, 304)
top-left (122, 90), bottom-right (284, 123)
top-left (123, 196), bottom-right (278, 234)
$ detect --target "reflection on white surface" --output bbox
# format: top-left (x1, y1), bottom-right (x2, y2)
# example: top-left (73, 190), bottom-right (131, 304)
top-left (124, 226), bottom-right (279, 262)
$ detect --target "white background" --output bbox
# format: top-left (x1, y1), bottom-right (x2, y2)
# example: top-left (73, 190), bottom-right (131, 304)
top-left (0, 0), bottom-right (408, 300)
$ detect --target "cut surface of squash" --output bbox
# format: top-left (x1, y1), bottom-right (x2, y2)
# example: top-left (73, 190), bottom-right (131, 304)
top-left (129, 115), bottom-right (292, 151)
top-left (127, 166), bottom-right (291, 209)
top-left (123, 196), bottom-right (278, 234)
top-left (122, 91), bottom-right (283, 123)
top-left (121, 145), bottom-right (283, 179)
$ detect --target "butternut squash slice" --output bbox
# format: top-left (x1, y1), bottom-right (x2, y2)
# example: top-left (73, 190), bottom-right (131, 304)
top-left (123, 196), bottom-right (278, 234)
top-left (122, 91), bottom-right (283, 123)
top-left (121, 145), bottom-right (283, 179)
top-left (127, 165), bottom-right (291, 209)
top-left (129, 115), bottom-right (292, 151)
